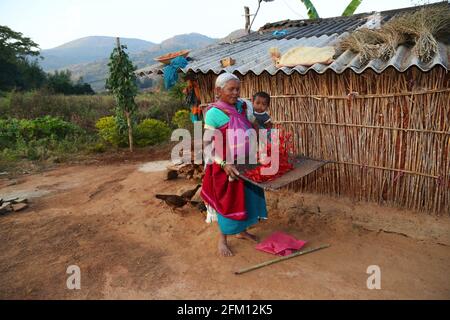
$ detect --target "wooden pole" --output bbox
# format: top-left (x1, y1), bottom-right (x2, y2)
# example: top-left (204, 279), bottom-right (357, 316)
top-left (235, 244), bottom-right (331, 275)
top-left (244, 7), bottom-right (251, 34)
top-left (116, 37), bottom-right (121, 52)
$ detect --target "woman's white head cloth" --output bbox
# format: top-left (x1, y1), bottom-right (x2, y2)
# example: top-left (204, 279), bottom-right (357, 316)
top-left (215, 72), bottom-right (240, 89)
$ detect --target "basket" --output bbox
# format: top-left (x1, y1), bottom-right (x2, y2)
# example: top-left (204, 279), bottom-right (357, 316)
top-left (154, 50), bottom-right (190, 65)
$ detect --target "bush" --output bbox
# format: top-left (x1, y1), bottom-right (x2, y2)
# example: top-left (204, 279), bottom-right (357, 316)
top-left (0, 91), bottom-right (189, 133)
top-left (0, 91), bottom-right (115, 132)
top-left (0, 118), bottom-right (21, 149)
top-left (0, 116), bottom-right (93, 168)
top-left (87, 142), bottom-right (107, 154)
top-left (135, 92), bottom-right (188, 124)
top-left (96, 116), bottom-right (171, 148)
top-left (0, 116), bottom-right (84, 149)
top-left (19, 116), bottom-right (83, 141)
top-left (95, 116), bottom-right (127, 147)
top-left (135, 119), bottom-right (171, 147)
top-left (172, 109), bottom-right (192, 130)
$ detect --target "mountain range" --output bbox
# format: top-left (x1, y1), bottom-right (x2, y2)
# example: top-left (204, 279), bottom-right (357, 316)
top-left (38, 31), bottom-right (246, 92)
top-left (40, 36), bottom-right (155, 71)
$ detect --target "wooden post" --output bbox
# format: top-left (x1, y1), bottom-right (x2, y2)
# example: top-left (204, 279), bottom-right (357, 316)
top-left (244, 7), bottom-right (250, 34)
top-left (116, 37), bottom-right (121, 51)
top-left (125, 110), bottom-right (134, 153)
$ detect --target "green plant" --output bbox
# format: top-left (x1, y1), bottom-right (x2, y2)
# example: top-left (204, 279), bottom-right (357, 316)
top-left (299, 0), bottom-right (363, 19)
top-left (0, 91), bottom-right (115, 131)
top-left (106, 41), bottom-right (138, 152)
top-left (342, 0), bottom-right (363, 17)
top-left (0, 25), bottom-right (42, 92)
top-left (0, 116), bottom-right (83, 150)
top-left (95, 116), bottom-right (127, 147)
top-left (87, 142), bottom-right (107, 154)
top-left (168, 81), bottom-right (188, 100)
top-left (0, 118), bottom-right (21, 149)
top-left (136, 92), bottom-right (188, 125)
top-left (300, 0), bottom-right (320, 19)
top-left (135, 119), bottom-right (171, 147)
top-left (172, 109), bottom-right (192, 130)
top-left (19, 116), bottom-right (82, 140)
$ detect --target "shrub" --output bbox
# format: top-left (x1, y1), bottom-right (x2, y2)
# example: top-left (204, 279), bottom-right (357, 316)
top-left (0, 91), bottom-right (114, 132)
top-left (172, 109), bottom-right (192, 130)
top-left (0, 116), bottom-right (93, 168)
top-left (18, 116), bottom-right (83, 141)
top-left (135, 92), bottom-right (188, 124)
top-left (0, 91), bottom-right (189, 133)
top-left (87, 142), bottom-right (107, 154)
top-left (0, 116), bottom-right (83, 149)
top-left (135, 119), bottom-right (171, 147)
top-left (95, 116), bottom-right (127, 147)
top-left (0, 118), bottom-right (21, 149)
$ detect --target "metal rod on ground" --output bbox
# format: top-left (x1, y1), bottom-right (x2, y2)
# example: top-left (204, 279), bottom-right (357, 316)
top-left (235, 244), bottom-right (331, 275)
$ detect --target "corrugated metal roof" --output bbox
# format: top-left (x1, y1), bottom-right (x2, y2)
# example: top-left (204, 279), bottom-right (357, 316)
top-left (250, 3), bottom-right (429, 41)
top-left (136, 3), bottom-right (449, 77)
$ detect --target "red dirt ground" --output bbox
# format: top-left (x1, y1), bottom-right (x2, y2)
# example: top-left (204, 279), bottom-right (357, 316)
top-left (0, 151), bottom-right (449, 299)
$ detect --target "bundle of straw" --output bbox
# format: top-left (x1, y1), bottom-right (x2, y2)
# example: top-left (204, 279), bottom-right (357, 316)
top-left (339, 28), bottom-right (392, 63)
top-left (339, 4), bottom-right (450, 63)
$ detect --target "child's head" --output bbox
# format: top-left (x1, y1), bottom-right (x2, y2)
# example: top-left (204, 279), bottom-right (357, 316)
top-left (252, 92), bottom-right (270, 113)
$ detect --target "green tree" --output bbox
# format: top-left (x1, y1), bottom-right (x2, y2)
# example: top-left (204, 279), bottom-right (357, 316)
top-left (46, 70), bottom-right (73, 94)
top-left (16, 59), bottom-right (47, 90)
top-left (300, 0), bottom-right (363, 19)
top-left (0, 25), bottom-right (46, 91)
top-left (46, 70), bottom-right (95, 95)
top-left (106, 38), bottom-right (138, 152)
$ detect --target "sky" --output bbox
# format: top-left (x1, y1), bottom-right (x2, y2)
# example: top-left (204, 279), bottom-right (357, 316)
top-left (0, 0), bottom-right (442, 49)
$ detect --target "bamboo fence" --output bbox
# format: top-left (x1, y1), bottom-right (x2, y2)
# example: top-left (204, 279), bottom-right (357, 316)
top-left (196, 67), bottom-right (450, 215)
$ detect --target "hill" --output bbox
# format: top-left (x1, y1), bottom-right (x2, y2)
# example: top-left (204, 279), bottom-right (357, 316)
top-left (40, 36), bottom-right (155, 71)
top-left (40, 30), bottom-right (246, 92)
top-left (62, 33), bottom-right (218, 91)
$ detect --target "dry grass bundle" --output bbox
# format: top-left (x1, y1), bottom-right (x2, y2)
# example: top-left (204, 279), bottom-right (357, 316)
top-left (386, 5), bottom-right (450, 62)
top-left (339, 28), bottom-right (391, 62)
top-left (378, 24), bottom-right (405, 60)
top-left (340, 4), bottom-right (450, 63)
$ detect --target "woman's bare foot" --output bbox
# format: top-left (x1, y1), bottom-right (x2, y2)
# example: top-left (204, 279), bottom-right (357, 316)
top-left (236, 231), bottom-right (259, 243)
top-left (218, 235), bottom-right (233, 257)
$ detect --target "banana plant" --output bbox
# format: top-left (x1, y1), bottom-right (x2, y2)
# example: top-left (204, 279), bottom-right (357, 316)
top-left (300, 0), bottom-right (320, 19)
top-left (342, 0), bottom-right (363, 16)
top-left (299, 0), bottom-right (363, 19)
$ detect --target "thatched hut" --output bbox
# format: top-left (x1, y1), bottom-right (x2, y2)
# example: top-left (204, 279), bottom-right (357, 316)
top-left (138, 3), bottom-right (450, 215)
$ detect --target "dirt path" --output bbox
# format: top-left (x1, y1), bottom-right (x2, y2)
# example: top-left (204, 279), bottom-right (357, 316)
top-left (1, 160), bottom-right (449, 300)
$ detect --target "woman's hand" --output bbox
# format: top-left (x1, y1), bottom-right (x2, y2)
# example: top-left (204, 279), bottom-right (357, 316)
top-left (223, 164), bottom-right (240, 180)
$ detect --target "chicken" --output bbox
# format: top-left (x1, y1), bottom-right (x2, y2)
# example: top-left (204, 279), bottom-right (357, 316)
top-left (155, 194), bottom-right (187, 212)
top-left (180, 185), bottom-right (201, 200)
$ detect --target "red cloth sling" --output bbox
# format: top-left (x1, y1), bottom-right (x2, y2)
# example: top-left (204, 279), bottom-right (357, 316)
top-left (200, 100), bottom-right (252, 221)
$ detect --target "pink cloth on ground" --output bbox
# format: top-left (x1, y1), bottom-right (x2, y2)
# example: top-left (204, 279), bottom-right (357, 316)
top-left (256, 232), bottom-right (307, 256)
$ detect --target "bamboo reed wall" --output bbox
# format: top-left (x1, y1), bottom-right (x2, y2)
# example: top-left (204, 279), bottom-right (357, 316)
top-left (196, 67), bottom-right (450, 215)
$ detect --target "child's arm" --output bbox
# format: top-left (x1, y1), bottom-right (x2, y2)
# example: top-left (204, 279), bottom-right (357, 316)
top-left (264, 115), bottom-right (273, 130)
